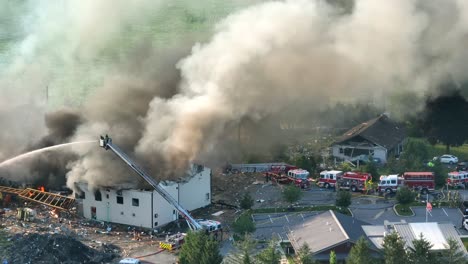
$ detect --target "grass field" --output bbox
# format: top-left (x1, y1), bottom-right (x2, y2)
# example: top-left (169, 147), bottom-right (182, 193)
top-left (461, 237), bottom-right (468, 250)
top-left (395, 204), bottom-right (414, 216)
top-left (430, 144), bottom-right (468, 162)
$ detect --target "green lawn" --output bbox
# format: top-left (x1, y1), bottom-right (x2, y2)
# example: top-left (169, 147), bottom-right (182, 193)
top-left (461, 237), bottom-right (468, 251)
top-left (395, 204), bottom-right (414, 216)
top-left (430, 144), bottom-right (468, 161)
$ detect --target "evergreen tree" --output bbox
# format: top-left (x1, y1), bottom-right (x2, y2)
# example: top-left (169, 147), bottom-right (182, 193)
top-left (408, 233), bottom-right (435, 264)
top-left (224, 234), bottom-right (256, 264)
top-left (179, 231), bottom-right (223, 264)
top-left (382, 232), bottom-right (408, 264)
top-left (441, 238), bottom-right (466, 264)
top-left (257, 240), bottom-right (281, 264)
top-left (232, 213), bottom-right (256, 235)
top-left (296, 243), bottom-right (315, 264)
top-left (336, 190), bottom-right (352, 208)
top-left (282, 184), bottom-right (303, 205)
top-left (329, 250), bottom-right (337, 264)
top-left (346, 237), bottom-right (373, 264)
top-left (240, 193), bottom-right (254, 210)
top-left (396, 186), bottom-right (416, 206)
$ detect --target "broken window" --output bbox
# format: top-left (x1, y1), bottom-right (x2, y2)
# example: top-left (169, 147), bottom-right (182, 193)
top-left (117, 196), bottom-right (124, 204)
top-left (75, 192), bottom-right (85, 199)
top-left (132, 198), bottom-right (139, 207)
top-left (94, 190), bottom-right (102, 201)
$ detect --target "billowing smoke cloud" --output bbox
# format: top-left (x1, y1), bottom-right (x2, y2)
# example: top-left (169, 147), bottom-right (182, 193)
top-left (3, 0), bottom-right (468, 191)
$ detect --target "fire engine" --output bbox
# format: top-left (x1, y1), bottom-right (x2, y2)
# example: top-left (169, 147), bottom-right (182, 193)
top-left (337, 172), bottom-right (372, 192)
top-left (378, 172), bottom-right (435, 194)
top-left (447, 171), bottom-right (468, 188)
top-left (318, 170), bottom-right (343, 189)
top-left (287, 169), bottom-right (310, 189)
top-left (264, 168), bottom-right (310, 188)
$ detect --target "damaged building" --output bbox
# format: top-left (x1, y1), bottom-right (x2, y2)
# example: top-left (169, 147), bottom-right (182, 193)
top-left (75, 164), bottom-right (211, 229)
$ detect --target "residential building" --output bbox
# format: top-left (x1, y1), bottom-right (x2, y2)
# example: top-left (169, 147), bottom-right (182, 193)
top-left (331, 114), bottom-right (405, 164)
top-left (75, 164), bottom-right (211, 229)
top-left (287, 210), bottom-right (381, 262)
top-left (364, 221), bottom-right (468, 256)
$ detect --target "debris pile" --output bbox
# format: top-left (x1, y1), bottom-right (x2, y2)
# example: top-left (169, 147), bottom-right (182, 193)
top-left (7, 233), bottom-right (119, 264)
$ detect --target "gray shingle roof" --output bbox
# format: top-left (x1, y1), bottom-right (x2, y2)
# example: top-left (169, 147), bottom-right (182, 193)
top-left (288, 210), bottom-right (376, 254)
top-left (334, 114), bottom-right (406, 149)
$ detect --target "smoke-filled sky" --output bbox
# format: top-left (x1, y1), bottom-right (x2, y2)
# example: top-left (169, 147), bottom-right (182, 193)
top-left (1, 0), bottom-right (468, 191)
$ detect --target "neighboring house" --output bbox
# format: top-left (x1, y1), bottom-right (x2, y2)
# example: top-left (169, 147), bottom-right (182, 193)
top-left (287, 210), bottom-right (381, 262)
top-left (331, 114), bottom-right (405, 164)
top-left (75, 164), bottom-right (211, 229)
top-left (364, 221), bottom-right (468, 257)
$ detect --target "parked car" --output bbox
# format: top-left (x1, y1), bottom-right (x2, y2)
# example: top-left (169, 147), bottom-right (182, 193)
top-left (457, 161), bottom-right (468, 171)
top-left (439, 154), bottom-right (459, 164)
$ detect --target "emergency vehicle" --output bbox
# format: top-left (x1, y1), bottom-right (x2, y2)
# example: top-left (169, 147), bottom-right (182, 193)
top-left (318, 170), bottom-right (343, 189)
top-left (287, 169), bottom-right (310, 189)
top-left (337, 172), bottom-right (372, 192)
top-left (378, 174), bottom-right (404, 193)
top-left (378, 172), bottom-right (435, 194)
top-left (447, 171), bottom-right (468, 188)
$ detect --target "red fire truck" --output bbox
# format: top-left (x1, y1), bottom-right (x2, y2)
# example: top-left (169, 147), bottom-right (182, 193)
top-left (318, 170), bottom-right (343, 189)
top-left (287, 169), bottom-right (310, 189)
top-left (378, 172), bottom-right (435, 194)
top-left (447, 171), bottom-right (468, 188)
top-left (337, 172), bottom-right (372, 192)
top-left (264, 168), bottom-right (310, 188)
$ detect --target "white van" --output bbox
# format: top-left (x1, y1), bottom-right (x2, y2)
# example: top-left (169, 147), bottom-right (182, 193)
top-left (119, 258), bottom-right (141, 264)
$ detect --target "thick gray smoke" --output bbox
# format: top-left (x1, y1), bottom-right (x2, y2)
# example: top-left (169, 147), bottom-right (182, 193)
top-left (3, 0), bottom-right (468, 191)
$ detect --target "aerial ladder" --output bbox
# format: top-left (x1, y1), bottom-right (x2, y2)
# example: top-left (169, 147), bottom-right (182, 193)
top-left (99, 135), bottom-right (210, 231)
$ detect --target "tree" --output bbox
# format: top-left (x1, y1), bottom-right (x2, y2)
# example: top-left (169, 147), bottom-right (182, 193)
top-left (256, 240), bottom-right (281, 264)
top-left (296, 243), bottom-right (315, 264)
top-left (179, 231), bottom-right (223, 264)
top-left (420, 88), bottom-right (468, 153)
top-left (396, 186), bottom-right (416, 206)
top-left (240, 193), bottom-right (254, 210)
top-left (293, 154), bottom-right (317, 173)
top-left (408, 233), bottom-right (435, 264)
top-left (282, 184), bottom-right (303, 205)
top-left (232, 213), bottom-right (256, 236)
top-left (336, 190), bottom-right (352, 208)
top-left (346, 236), bottom-right (374, 264)
top-left (329, 250), bottom-right (337, 264)
top-left (382, 232), bottom-right (408, 264)
top-left (441, 238), bottom-right (466, 264)
top-left (225, 234), bottom-right (256, 264)
top-left (363, 159), bottom-right (379, 181)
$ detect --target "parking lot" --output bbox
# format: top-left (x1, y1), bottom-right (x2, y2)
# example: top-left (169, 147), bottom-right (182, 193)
top-left (250, 192), bottom-right (468, 242)
top-left (252, 212), bottom-right (322, 241)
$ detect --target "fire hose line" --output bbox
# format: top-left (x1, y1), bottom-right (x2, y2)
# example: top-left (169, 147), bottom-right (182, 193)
top-left (134, 249), bottom-right (165, 259)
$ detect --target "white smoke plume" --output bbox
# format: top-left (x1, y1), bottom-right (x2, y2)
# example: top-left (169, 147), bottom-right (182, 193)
top-left (2, 0), bottom-right (468, 191)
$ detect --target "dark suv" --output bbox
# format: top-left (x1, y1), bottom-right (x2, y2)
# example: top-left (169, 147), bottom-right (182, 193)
top-left (457, 162), bottom-right (468, 171)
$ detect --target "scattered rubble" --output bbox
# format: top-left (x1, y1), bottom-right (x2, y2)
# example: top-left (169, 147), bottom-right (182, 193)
top-left (7, 233), bottom-right (118, 264)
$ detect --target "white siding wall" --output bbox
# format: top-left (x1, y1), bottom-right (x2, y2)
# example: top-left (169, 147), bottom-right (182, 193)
top-left (153, 183), bottom-right (179, 228)
top-left (77, 165), bottom-right (211, 229)
top-left (332, 145), bottom-right (388, 163)
top-left (373, 148), bottom-right (387, 163)
top-left (178, 167), bottom-right (211, 211)
top-left (80, 184), bottom-right (153, 228)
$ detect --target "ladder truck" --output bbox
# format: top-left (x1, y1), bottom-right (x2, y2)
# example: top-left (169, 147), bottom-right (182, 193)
top-left (99, 135), bottom-right (221, 249)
